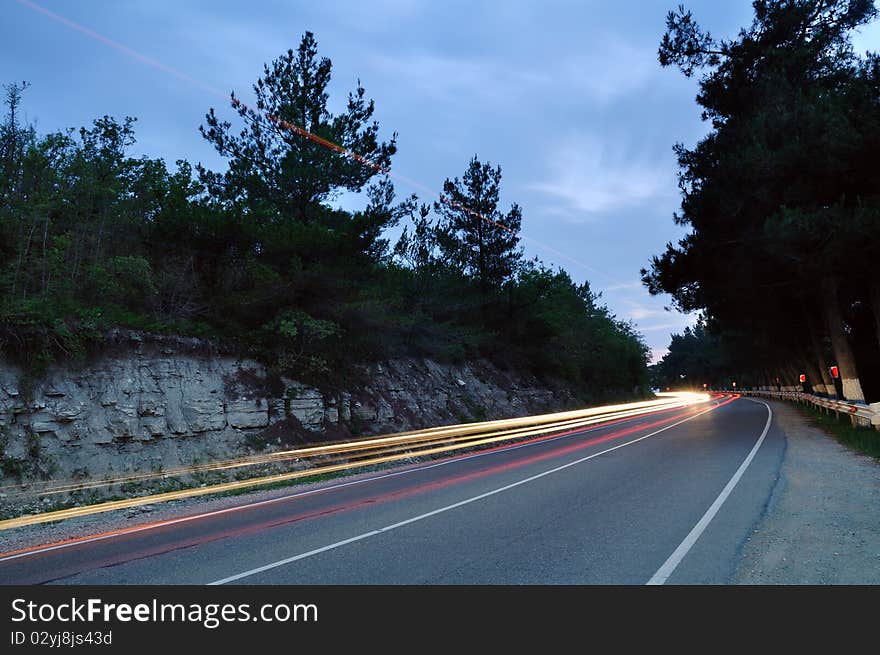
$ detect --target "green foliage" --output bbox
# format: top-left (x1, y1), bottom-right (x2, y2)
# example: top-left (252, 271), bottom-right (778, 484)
top-left (260, 309), bottom-right (341, 379)
top-left (0, 31), bottom-right (650, 400)
top-left (88, 256), bottom-right (157, 309)
top-left (0, 424), bottom-right (57, 482)
top-left (643, 1), bottom-right (880, 398)
top-left (651, 317), bottom-right (730, 390)
top-left (434, 156), bottom-right (523, 291)
top-left (802, 404), bottom-right (880, 460)
top-left (25, 430), bottom-right (40, 459)
top-left (198, 30), bottom-right (396, 227)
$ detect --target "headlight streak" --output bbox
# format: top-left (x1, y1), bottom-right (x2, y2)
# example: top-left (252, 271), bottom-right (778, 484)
top-left (0, 394), bottom-right (705, 498)
top-left (0, 393), bottom-right (710, 530)
top-left (30, 403), bottom-right (685, 497)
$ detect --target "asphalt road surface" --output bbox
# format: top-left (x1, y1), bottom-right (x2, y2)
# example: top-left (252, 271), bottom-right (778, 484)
top-left (0, 396), bottom-right (784, 585)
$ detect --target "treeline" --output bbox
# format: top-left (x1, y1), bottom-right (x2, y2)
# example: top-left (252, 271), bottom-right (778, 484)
top-left (0, 33), bottom-right (649, 400)
top-left (644, 0), bottom-right (880, 402)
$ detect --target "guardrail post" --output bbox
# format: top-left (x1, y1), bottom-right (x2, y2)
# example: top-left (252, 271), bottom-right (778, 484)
top-left (871, 403), bottom-right (880, 432)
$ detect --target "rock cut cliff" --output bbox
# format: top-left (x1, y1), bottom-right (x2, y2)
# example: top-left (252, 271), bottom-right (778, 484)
top-left (0, 333), bottom-right (573, 488)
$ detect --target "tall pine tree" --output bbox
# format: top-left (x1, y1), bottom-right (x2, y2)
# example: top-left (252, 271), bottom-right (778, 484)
top-left (434, 156), bottom-right (522, 291)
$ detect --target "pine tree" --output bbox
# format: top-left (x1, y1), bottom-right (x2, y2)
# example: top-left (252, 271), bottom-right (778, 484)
top-left (434, 156), bottom-right (522, 291)
top-left (199, 31), bottom-right (397, 229)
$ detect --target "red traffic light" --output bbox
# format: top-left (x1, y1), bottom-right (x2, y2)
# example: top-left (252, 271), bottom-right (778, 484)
top-left (830, 366), bottom-right (839, 379)
top-left (799, 374), bottom-right (806, 383)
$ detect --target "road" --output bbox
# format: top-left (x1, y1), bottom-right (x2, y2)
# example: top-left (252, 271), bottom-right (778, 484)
top-left (0, 396), bottom-right (784, 585)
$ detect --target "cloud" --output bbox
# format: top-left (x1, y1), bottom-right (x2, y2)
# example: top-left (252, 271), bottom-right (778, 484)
top-left (604, 280), bottom-right (645, 292)
top-left (366, 31), bottom-right (657, 111)
top-left (603, 281), bottom-right (644, 291)
top-left (649, 348), bottom-right (668, 365)
top-left (366, 51), bottom-right (548, 104)
top-left (635, 310), bottom-right (699, 335)
top-left (616, 297), bottom-right (667, 321)
top-left (527, 133), bottom-right (674, 219)
top-left (638, 322), bottom-right (689, 332)
top-left (559, 38), bottom-right (658, 105)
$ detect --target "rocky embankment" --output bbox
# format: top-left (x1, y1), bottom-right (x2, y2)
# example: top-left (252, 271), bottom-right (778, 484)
top-left (0, 333), bottom-right (574, 499)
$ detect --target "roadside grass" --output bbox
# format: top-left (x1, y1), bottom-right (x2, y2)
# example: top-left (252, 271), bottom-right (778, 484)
top-left (211, 469), bottom-right (352, 500)
top-left (796, 404), bottom-right (880, 460)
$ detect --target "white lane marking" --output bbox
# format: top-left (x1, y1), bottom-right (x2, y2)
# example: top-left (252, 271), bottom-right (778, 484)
top-left (0, 402), bottom-right (697, 563)
top-left (646, 398), bottom-right (773, 585)
top-left (208, 402), bottom-right (726, 585)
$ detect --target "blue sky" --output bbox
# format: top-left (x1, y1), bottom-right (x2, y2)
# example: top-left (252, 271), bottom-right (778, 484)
top-left (3, 1), bottom-right (878, 362)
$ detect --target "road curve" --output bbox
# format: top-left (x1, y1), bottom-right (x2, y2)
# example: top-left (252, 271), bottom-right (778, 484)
top-left (0, 396), bottom-right (784, 585)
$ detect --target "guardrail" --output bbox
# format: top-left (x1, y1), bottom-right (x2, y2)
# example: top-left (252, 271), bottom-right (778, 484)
top-left (728, 389), bottom-right (880, 430)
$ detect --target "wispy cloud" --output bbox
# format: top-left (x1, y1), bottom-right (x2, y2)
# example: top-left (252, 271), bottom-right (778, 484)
top-left (638, 322), bottom-right (689, 332)
top-left (604, 280), bottom-right (644, 292)
top-left (618, 298), bottom-right (667, 321)
top-left (636, 310), bottom-right (699, 335)
top-left (559, 38), bottom-right (658, 105)
top-left (527, 133), bottom-right (674, 219)
top-left (366, 31), bottom-right (657, 110)
top-left (367, 51), bottom-right (547, 104)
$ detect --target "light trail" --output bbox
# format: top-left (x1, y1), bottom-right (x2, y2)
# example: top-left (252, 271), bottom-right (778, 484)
top-left (2, 1), bottom-right (694, 530)
top-left (0, 393), bottom-right (711, 531)
top-left (0, 397), bottom-right (731, 564)
top-left (13, 0), bottom-right (625, 285)
top-left (207, 397), bottom-right (735, 585)
top-left (0, 413), bottom-right (627, 498)
top-left (0, 393), bottom-right (705, 498)
top-left (11, 401), bottom-right (685, 498)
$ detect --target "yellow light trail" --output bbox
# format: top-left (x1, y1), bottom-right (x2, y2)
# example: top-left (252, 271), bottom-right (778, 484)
top-left (25, 401), bottom-right (688, 498)
top-left (0, 393), bottom-right (703, 498)
top-left (0, 393), bottom-right (710, 531)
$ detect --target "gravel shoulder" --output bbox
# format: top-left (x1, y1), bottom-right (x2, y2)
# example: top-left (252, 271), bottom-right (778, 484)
top-left (734, 400), bottom-right (880, 584)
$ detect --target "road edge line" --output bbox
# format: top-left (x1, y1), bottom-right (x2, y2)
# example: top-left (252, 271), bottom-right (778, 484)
top-left (646, 398), bottom-right (772, 585)
top-left (208, 401), bottom-right (727, 585)
top-left (0, 402), bottom-right (705, 562)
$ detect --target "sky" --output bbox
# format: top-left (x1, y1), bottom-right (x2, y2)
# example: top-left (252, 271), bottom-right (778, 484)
top-left (2, 0), bottom-right (879, 363)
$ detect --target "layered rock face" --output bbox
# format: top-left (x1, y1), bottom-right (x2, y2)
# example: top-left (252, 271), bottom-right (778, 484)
top-left (0, 338), bottom-right (570, 483)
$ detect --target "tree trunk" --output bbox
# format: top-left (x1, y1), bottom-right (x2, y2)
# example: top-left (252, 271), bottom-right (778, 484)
top-left (783, 365), bottom-right (799, 391)
top-left (775, 369), bottom-right (787, 390)
top-left (476, 205), bottom-right (486, 293)
top-left (820, 276), bottom-right (865, 402)
top-left (806, 315), bottom-right (835, 397)
top-left (41, 211), bottom-right (50, 293)
top-left (799, 353), bottom-right (822, 395)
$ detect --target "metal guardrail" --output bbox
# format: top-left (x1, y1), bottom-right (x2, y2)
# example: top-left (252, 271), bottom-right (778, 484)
top-left (728, 389), bottom-right (880, 430)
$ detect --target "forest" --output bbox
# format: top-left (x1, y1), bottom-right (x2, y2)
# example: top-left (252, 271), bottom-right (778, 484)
top-left (0, 32), bottom-right (649, 402)
top-left (645, 0), bottom-right (880, 403)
